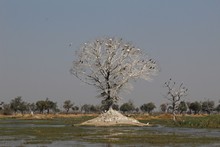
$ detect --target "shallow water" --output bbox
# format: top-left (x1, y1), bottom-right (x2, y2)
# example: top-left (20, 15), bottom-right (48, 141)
top-left (147, 125), bottom-right (220, 137)
top-left (0, 119), bottom-right (66, 128)
top-left (0, 123), bottom-right (66, 128)
top-left (2, 140), bottom-right (220, 147)
top-left (0, 119), bottom-right (220, 147)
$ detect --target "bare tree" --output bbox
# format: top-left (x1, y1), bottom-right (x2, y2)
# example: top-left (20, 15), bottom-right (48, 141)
top-left (70, 37), bottom-right (158, 110)
top-left (164, 79), bottom-right (188, 121)
top-left (63, 100), bottom-right (74, 114)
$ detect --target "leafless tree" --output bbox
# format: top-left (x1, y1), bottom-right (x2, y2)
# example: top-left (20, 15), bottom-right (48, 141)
top-left (164, 79), bottom-right (188, 121)
top-left (70, 37), bottom-right (158, 110)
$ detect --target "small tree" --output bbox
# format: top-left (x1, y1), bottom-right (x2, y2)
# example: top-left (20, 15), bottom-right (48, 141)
top-left (36, 99), bottom-right (57, 114)
top-left (120, 101), bottom-right (135, 113)
top-left (160, 103), bottom-right (167, 113)
top-left (201, 100), bottom-right (215, 114)
top-left (89, 105), bottom-right (100, 113)
top-left (0, 102), bottom-right (4, 111)
top-left (63, 100), bottom-right (74, 114)
top-left (10, 96), bottom-right (22, 113)
top-left (27, 103), bottom-right (36, 114)
top-left (18, 102), bottom-right (28, 114)
top-left (81, 104), bottom-right (91, 113)
top-left (10, 96), bottom-right (28, 114)
top-left (70, 37), bottom-right (158, 110)
top-left (44, 98), bottom-right (57, 114)
top-left (72, 106), bottom-right (79, 113)
top-left (178, 101), bottom-right (187, 114)
top-left (216, 104), bottom-right (220, 113)
top-left (36, 100), bottom-right (46, 114)
top-left (189, 101), bottom-right (201, 114)
top-left (140, 102), bottom-right (156, 114)
top-left (164, 79), bottom-right (188, 121)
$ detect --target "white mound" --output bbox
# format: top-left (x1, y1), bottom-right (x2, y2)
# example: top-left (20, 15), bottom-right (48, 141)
top-left (80, 108), bottom-right (149, 126)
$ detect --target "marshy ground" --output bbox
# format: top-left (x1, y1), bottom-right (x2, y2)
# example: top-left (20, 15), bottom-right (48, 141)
top-left (0, 113), bottom-right (220, 146)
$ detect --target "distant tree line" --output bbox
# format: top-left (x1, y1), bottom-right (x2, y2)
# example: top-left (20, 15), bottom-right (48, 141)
top-left (0, 96), bottom-right (219, 115)
top-left (0, 97), bottom-right (59, 115)
top-left (160, 100), bottom-right (220, 115)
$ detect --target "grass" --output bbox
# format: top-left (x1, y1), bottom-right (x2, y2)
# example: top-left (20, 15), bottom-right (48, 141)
top-left (136, 113), bottom-right (220, 128)
top-left (0, 114), bottom-right (220, 146)
top-left (173, 114), bottom-right (220, 128)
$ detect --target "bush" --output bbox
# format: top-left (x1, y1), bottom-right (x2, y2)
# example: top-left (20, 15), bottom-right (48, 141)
top-left (174, 114), bottom-right (220, 128)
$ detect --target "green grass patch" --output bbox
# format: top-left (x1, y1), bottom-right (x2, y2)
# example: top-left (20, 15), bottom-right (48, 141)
top-left (0, 115), bottom-right (220, 146)
top-left (138, 114), bottom-right (220, 129)
top-left (173, 114), bottom-right (220, 128)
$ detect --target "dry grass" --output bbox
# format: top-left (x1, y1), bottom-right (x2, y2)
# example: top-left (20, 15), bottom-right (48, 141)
top-left (0, 113), bottom-right (99, 120)
top-left (0, 113), bottom-right (212, 122)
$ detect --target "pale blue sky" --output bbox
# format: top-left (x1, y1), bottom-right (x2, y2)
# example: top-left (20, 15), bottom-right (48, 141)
top-left (0, 0), bottom-right (220, 108)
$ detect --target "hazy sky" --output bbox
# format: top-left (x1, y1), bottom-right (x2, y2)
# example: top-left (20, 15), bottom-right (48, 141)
top-left (0, 0), bottom-right (220, 109)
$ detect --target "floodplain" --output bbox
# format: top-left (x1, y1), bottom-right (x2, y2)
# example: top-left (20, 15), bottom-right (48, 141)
top-left (0, 114), bottom-right (220, 147)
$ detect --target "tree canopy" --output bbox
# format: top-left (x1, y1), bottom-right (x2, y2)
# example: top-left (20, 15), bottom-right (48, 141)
top-left (120, 101), bottom-right (135, 113)
top-left (178, 101), bottom-right (187, 114)
top-left (10, 96), bottom-right (28, 114)
top-left (189, 101), bottom-right (202, 114)
top-left (140, 102), bottom-right (156, 114)
top-left (70, 37), bottom-right (158, 109)
top-left (63, 100), bottom-right (74, 114)
top-left (36, 98), bottom-right (57, 114)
